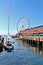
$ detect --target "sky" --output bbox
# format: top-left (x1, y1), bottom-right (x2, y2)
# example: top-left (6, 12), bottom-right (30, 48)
top-left (0, 0), bottom-right (43, 35)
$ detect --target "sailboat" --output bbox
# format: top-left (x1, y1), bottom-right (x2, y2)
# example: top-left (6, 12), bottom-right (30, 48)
top-left (4, 0), bottom-right (14, 51)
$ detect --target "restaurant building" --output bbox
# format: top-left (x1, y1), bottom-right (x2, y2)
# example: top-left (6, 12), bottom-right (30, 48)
top-left (21, 25), bottom-right (43, 36)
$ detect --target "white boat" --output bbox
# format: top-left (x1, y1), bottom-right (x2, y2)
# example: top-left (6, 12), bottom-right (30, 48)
top-left (4, 0), bottom-right (14, 51)
top-left (4, 36), bottom-right (14, 50)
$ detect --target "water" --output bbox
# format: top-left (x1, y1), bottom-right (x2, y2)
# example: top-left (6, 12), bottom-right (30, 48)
top-left (0, 35), bottom-right (43, 65)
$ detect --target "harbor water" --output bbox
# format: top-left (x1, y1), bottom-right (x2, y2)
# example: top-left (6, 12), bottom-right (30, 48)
top-left (0, 35), bottom-right (43, 65)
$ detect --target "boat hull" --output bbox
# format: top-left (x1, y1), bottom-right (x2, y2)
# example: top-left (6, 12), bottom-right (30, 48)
top-left (0, 43), bottom-right (3, 51)
top-left (4, 43), bottom-right (14, 51)
top-left (4, 46), bottom-right (14, 50)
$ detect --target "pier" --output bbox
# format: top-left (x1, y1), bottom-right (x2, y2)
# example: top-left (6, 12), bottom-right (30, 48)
top-left (14, 25), bottom-right (43, 55)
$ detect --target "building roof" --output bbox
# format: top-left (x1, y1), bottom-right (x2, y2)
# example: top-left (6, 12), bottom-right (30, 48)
top-left (21, 25), bottom-right (43, 34)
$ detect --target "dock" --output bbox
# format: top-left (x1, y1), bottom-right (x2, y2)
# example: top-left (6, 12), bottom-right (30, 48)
top-left (14, 25), bottom-right (43, 55)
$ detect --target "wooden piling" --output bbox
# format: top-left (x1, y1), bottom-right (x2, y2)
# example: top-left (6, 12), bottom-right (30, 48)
top-left (37, 37), bottom-right (40, 54)
top-left (42, 38), bottom-right (43, 55)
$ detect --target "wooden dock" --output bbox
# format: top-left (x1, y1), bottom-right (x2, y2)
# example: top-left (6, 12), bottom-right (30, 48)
top-left (18, 36), bottom-right (43, 55)
top-left (22, 36), bottom-right (43, 42)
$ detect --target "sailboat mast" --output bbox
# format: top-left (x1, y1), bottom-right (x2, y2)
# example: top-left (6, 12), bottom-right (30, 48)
top-left (8, 0), bottom-right (10, 36)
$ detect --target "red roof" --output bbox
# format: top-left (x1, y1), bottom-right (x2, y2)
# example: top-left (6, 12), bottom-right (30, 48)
top-left (21, 25), bottom-right (43, 34)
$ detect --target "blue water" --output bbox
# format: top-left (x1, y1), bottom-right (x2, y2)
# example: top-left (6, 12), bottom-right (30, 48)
top-left (0, 35), bottom-right (43, 65)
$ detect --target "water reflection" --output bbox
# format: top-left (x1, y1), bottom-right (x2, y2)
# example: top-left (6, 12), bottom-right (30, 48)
top-left (0, 50), bottom-right (3, 53)
top-left (16, 39), bottom-right (43, 56)
top-left (0, 39), bottom-right (43, 65)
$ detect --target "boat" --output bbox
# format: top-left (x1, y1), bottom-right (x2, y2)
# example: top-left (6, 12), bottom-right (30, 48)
top-left (4, 35), bottom-right (14, 51)
top-left (4, 42), bottom-right (14, 51)
top-left (0, 36), bottom-right (4, 51)
top-left (4, 0), bottom-right (14, 51)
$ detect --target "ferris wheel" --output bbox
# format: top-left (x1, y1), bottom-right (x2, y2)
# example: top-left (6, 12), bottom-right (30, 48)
top-left (17, 16), bottom-right (30, 32)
